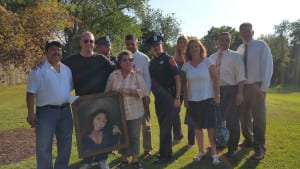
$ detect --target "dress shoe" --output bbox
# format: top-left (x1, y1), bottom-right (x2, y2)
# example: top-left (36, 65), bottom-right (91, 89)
top-left (152, 158), bottom-right (171, 165)
top-left (225, 151), bottom-right (237, 158)
top-left (251, 147), bottom-right (265, 160)
top-left (251, 151), bottom-right (264, 160)
top-left (239, 141), bottom-right (253, 148)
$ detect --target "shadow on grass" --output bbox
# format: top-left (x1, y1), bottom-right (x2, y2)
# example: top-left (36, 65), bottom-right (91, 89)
top-left (69, 153), bottom-right (122, 169)
top-left (238, 156), bottom-right (260, 169)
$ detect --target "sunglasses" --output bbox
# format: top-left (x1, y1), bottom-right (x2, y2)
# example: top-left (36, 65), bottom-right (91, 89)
top-left (121, 58), bottom-right (134, 62)
top-left (83, 39), bottom-right (94, 44)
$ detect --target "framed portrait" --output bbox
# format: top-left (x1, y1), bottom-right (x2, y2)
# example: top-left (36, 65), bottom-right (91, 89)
top-left (71, 92), bottom-right (129, 158)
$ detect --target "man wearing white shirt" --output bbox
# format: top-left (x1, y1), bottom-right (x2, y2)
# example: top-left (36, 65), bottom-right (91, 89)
top-left (210, 32), bottom-right (245, 157)
top-left (26, 40), bottom-right (73, 169)
top-left (125, 34), bottom-right (153, 159)
top-left (237, 23), bottom-right (273, 160)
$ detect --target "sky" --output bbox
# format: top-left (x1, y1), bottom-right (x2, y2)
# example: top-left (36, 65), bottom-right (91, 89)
top-left (148, 0), bottom-right (299, 38)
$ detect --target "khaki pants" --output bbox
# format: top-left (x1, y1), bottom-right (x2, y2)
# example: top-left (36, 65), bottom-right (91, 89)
top-left (239, 83), bottom-right (266, 150)
top-left (142, 100), bottom-right (152, 153)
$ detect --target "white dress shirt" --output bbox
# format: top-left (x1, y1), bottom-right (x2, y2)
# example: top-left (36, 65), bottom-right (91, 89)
top-left (27, 60), bottom-right (73, 106)
top-left (133, 50), bottom-right (151, 95)
top-left (237, 39), bottom-right (273, 91)
top-left (210, 49), bottom-right (246, 86)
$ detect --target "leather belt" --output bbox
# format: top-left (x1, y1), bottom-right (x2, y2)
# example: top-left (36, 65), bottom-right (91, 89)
top-left (37, 103), bottom-right (69, 109)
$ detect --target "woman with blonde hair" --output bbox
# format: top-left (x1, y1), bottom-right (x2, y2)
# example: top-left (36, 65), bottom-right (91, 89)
top-left (173, 35), bottom-right (195, 146)
top-left (182, 38), bottom-right (220, 165)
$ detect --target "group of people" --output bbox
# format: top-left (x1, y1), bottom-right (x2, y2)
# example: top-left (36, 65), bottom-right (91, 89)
top-left (26, 22), bottom-right (273, 169)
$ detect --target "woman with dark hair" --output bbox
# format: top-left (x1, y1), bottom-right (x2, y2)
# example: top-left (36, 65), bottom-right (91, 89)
top-left (182, 38), bottom-right (220, 165)
top-left (82, 109), bottom-right (121, 153)
top-left (105, 50), bottom-right (147, 169)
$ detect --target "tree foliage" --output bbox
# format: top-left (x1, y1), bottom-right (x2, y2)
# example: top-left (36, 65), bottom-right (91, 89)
top-left (137, 6), bottom-right (181, 57)
top-left (0, 1), bottom-right (74, 71)
top-left (201, 26), bottom-right (241, 56)
top-left (271, 20), bottom-right (300, 86)
top-left (61, 0), bottom-right (147, 56)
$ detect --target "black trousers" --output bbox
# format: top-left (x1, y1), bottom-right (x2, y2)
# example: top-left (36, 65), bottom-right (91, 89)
top-left (154, 91), bottom-right (177, 160)
top-left (220, 85), bottom-right (240, 152)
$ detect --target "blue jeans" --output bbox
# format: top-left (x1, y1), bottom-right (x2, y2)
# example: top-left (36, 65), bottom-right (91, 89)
top-left (35, 106), bottom-right (73, 169)
top-left (83, 154), bottom-right (108, 164)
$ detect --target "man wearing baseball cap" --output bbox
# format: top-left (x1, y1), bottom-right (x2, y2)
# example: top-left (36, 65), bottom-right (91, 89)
top-left (95, 36), bottom-right (117, 64)
top-left (26, 40), bottom-right (73, 169)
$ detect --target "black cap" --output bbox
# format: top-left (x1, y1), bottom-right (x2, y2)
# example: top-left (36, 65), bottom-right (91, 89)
top-left (95, 36), bottom-right (111, 46)
top-left (146, 35), bottom-right (164, 45)
top-left (45, 40), bottom-right (62, 51)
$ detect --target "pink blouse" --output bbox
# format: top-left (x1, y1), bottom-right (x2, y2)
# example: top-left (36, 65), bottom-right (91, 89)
top-left (105, 69), bottom-right (147, 120)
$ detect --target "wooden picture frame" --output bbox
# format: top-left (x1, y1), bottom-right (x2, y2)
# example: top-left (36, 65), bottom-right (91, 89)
top-left (71, 92), bottom-right (129, 158)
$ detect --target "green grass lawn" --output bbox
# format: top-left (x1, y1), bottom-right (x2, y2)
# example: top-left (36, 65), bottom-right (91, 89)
top-left (0, 85), bottom-right (300, 169)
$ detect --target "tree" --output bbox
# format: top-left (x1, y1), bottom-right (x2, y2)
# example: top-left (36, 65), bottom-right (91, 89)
top-left (61, 0), bottom-right (147, 56)
top-left (137, 6), bottom-right (181, 57)
top-left (0, 1), bottom-right (73, 71)
top-left (260, 34), bottom-right (289, 86)
top-left (272, 20), bottom-right (291, 85)
top-left (201, 26), bottom-right (241, 56)
top-left (289, 20), bottom-right (300, 85)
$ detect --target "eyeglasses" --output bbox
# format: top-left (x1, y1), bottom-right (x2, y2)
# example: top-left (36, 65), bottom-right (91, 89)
top-left (121, 58), bottom-right (134, 62)
top-left (83, 39), bottom-right (94, 44)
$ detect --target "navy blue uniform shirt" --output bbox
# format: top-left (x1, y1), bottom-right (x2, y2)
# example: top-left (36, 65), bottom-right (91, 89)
top-left (149, 53), bottom-right (179, 98)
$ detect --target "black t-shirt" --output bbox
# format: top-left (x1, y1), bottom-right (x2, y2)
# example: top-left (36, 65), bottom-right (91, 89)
top-left (62, 53), bottom-right (115, 96)
top-left (149, 53), bottom-right (179, 97)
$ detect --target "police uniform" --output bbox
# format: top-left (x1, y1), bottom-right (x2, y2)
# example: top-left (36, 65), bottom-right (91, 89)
top-left (148, 35), bottom-right (180, 162)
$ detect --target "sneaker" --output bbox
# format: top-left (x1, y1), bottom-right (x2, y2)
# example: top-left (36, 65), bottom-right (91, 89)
top-left (79, 164), bottom-right (90, 169)
top-left (212, 154), bottom-right (220, 165)
top-left (98, 160), bottom-right (110, 169)
top-left (193, 152), bottom-right (204, 162)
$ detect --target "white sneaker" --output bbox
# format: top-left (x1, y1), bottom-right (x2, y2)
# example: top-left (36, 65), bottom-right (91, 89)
top-left (212, 154), bottom-right (220, 165)
top-left (79, 163), bottom-right (90, 169)
top-left (193, 152), bottom-right (205, 162)
top-left (98, 160), bottom-right (110, 169)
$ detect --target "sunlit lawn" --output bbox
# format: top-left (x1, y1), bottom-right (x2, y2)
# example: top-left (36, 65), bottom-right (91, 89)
top-left (0, 85), bottom-right (299, 169)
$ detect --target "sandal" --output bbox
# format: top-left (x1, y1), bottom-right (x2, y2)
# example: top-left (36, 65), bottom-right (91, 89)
top-left (194, 152), bottom-right (205, 162)
top-left (131, 161), bottom-right (144, 169)
top-left (116, 161), bottom-right (128, 169)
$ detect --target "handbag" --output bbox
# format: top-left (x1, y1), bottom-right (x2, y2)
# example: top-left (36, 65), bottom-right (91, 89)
top-left (214, 102), bottom-right (230, 147)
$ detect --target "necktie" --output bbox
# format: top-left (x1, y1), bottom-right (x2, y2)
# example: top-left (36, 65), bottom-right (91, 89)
top-left (216, 51), bottom-right (222, 79)
top-left (243, 44), bottom-right (248, 78)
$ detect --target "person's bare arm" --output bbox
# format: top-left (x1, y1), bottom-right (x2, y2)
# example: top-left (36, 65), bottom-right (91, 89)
top-left (26, 92), bottom-right (36, 128)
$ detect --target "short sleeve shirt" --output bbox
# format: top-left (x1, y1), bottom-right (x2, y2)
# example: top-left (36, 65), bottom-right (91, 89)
top-left (26, 60), bottom-right (73, 106)
top-left (182, 58), bottom-right (215, 101)
top-left (62, 53), bottom-right (115, 96)
top-left (149, 53), bottom-right (179, 97)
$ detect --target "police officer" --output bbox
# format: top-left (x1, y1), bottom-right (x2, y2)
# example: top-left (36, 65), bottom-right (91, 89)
top-left (147, 35), bottom-right (181, 164)
top-left (95, 36), bottom-right (117, 64)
